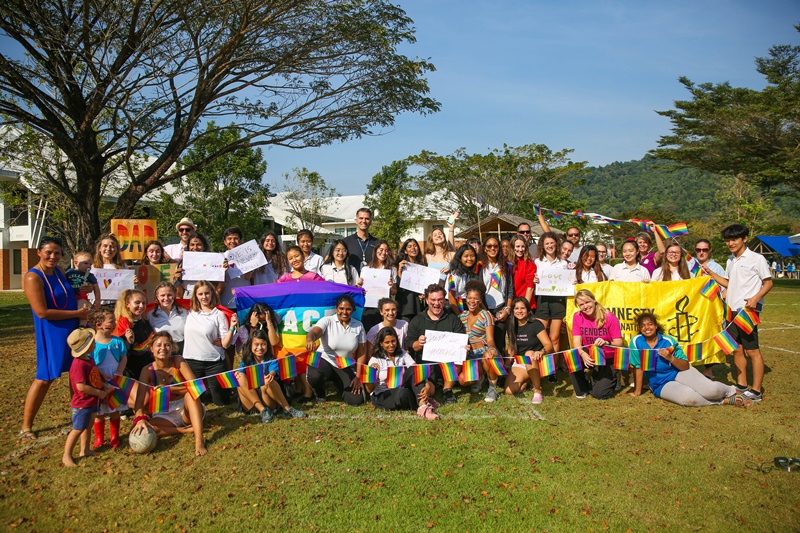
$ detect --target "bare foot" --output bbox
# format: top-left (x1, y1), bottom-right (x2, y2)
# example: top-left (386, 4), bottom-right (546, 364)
top-left (628, 392), bottom-right (640, 398)
top-left (195, 444), bottom-right (207, 456)
top-left (79, 450), bottom-right (97, 458)
top-left (62, 455), bottom-right (77, 467)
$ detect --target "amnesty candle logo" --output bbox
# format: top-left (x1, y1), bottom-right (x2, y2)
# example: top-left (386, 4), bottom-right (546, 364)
top-left (667, 295), bottom-right (700, 343)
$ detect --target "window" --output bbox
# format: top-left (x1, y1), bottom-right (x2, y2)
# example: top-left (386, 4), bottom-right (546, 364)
top-left (346, 228), bottom-right (356, 236)
top-left (335, 228), bottom-right (345, 236)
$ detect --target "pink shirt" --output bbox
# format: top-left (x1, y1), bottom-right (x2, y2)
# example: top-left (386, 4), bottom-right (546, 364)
top-left (276, 271), bottom-right (324, 283)
top-left (571, 310), bottom-right (622, 360)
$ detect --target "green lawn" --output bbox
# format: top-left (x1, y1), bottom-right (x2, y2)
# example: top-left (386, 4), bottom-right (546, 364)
top-left (0, 288), bottom-right (798, 531)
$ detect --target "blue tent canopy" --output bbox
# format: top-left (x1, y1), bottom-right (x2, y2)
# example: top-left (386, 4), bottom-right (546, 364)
top-left (753, 236), bottom-right (800, 258)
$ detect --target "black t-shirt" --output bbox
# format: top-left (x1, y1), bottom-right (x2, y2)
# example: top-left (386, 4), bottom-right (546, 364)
top-left (343, 233), bottom-right (377, 274)
top-left (515, 320), bottom-right (545, 353)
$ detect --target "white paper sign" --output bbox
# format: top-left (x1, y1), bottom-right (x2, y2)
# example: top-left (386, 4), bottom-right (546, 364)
top-left (421, 330), bottom-right (469, 363)
top-left (360, 267), bottom-right (391, 308)
top-left (399, 262), bottom-right (441, 295)
top-left (224, 239), bottom-right (267, 278)
top-left (90, 268), bottom-right (135, 302)
top-left (182, 251), bottom-right (226, 282)
top-left (535, 266), bottom-right (576, 296)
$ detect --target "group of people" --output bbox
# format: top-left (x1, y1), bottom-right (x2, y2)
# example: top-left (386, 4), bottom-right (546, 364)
top-left (19, 207), bottom-right (773, 464)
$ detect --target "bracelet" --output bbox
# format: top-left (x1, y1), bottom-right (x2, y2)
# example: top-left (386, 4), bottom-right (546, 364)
top-left (132, 414), bottom-right (150, 425)
top-left (229, 326), bottom-right (237, 333)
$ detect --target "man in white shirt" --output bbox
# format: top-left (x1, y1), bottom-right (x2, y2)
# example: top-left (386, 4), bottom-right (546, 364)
top-left (163, 217), bottom-right (196, 262)
top-left (566, 227), bottom-right (582, 263)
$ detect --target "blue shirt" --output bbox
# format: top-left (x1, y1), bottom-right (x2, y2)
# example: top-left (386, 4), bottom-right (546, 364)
top-left (629, 333), bottom-right (687, 398)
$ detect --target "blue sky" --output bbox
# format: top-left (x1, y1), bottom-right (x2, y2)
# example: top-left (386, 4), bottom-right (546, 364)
top-left (264, 0), bottom-right (800, 195)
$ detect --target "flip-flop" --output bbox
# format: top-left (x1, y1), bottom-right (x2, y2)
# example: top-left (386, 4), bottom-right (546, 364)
top-left (18, 430), bottom-right (36, 442)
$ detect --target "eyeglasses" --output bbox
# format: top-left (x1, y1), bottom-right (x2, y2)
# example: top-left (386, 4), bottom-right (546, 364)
top-left (597, 250), bottom-right (607, 255)
top-left (695, 248), bottom-right (710, 253)
top-left (567, 233), bottom-right (580, 237)
top-left (518, 230), bottom-right (531, 235)
top-left (178, 227), bottom-right (193, 233)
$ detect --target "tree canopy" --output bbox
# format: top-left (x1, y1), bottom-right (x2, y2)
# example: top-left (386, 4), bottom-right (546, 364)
top-left (365, 160), bottom-right (423, 246)
top-left (0, 0), bottom-right (439, 250)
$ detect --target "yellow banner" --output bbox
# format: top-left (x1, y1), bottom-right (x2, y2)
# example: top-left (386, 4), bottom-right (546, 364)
top-left (565, 278), bottom-right (725, 364)
top-left (112, 219), bottom-right (157, 261)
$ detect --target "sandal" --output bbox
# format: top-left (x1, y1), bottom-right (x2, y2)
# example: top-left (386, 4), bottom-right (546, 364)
top-left (724, 394), bottom-right (753, 407)
top-left (18, 429), bottom-right (36, 442)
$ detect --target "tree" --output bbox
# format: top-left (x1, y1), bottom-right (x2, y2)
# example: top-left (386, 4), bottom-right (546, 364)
top-left (279, 167), bottom-right (339, 232)
top-left (408, 143), bottom-right (586, 226)
top-left (151, 122), bottom-right (269, 249)
top-left (364, 160), bottom-right (423, 246)
top-left (0, 0), bottom-right (440, 250)
top-left (651, 25), bottom-right (800, 194)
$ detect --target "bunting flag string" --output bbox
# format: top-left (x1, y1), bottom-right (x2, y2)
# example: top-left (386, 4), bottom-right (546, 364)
top-left (532, 204), bottom-right (689, 239)
top-left (358, 364), bottom-right (378, 384)
top-left (149, 386), bottom-right (170, 414)
top-left (486, 357), bottom-right (508, 376)
top-left (538, 354), bottom-right (556, 377)
top-left (216, 371), bottom-right (239, 389)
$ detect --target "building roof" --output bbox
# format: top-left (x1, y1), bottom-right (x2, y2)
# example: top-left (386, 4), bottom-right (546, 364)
top-left (455, 214), bottom-right (548, 239)
top-left (752, 236), bottom-right (800, 258)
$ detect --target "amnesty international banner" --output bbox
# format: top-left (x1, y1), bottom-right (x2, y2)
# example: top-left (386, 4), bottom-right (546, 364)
top-left (565, 278), bottom-right (726, 365)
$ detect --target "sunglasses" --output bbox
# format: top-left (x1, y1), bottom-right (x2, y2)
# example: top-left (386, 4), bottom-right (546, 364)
top-left (774, 457), bottom-right (800, 472)
top-left (485, 244), bottom-right (499, 249)
top-left (567, 233), bottom-right (580, 237)
top-left (178, 227), bottom-right (193, 233)
top-left (518, 230), bottom-right (531, 235)
top-left (695, 248), bottom-right (710, 252)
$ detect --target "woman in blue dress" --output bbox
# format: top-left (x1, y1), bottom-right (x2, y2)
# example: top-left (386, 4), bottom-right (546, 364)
top-left (20, 236), bottom-right (89, 441)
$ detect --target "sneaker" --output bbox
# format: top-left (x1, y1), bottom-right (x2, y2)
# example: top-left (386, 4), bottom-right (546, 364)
top-left (532, 392), bottom-right (544, 404)
top-left (285, 406), bottom-right (307, 419)
top-left (484, 385), bottom-right (499, 403)
top-left (734, 383), bottom-right (749, 394)
top-left (742, 389), bottom-right (763, 403)
top-left (443, 389), bottom-right (457, 404)
top-left (417, 404), bottom-right (440, 420)
top-left (260, 408), bottom-right (274, 424)
top-left (575, 393), bottom-right (588, 399)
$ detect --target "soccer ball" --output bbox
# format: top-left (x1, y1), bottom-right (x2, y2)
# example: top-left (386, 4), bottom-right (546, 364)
top-left (129, 426), bottom-right (157, 454)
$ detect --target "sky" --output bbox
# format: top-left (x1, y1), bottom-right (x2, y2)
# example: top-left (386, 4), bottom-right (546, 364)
top-left (263, 0), bottom-right (800, 195)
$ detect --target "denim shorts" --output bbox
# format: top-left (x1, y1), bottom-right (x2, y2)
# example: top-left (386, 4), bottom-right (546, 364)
top-left (71, 406), bottom-right (98, 431)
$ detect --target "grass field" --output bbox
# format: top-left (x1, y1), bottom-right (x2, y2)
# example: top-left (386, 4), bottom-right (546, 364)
top-left (1, 283), bottom-right (798, 531)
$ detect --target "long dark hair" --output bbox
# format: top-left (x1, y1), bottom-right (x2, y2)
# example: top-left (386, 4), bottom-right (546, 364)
top-left (576, 245), bottom-right (606, 283)
top-left (242, 302), bottom-right (280, 333)
top-left (481, 236), bottom-right (509, 279)
top-left (449, 244), bottom-right (480, 279)
top-left (323, 239), bottom-right (354, 284)
top-left (371, 327), bottom-right (402, 360)
top-left (397, 238), bottom-right (427, 266)
top-left (505, 297), bottom-right (533, 354)
top-left (241, 329), bottom-right (273, 367)
top-left (260, 231), bottom-right (288, 277)
top-left (366, 240), bottom-right (394, 269)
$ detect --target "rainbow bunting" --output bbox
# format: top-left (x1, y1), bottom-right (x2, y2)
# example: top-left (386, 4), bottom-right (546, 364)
top-left (667, 222), bottom-right (689, 236)
top-left (699, 278), bottom-right (721, 299)
top-left (563, 349), bottom-right (582, 373)
top-left (306, 351), bottom-right (322, 368)
top-left (588, 345), bottom-right (606, 366)
top-left (462, 359), bottom-right (481, 382)
top-left (654, 225), bottom-right (671, 240)
top-left (245, 364), bottom-right (265, 389)
top-left (106, 390), bottom-right (126, 411)
top-left (514, 355), bottom-right (533, 365)
top-left (111, 374), bottom-right (134, 396)
top-left (184, 378), bottom-right (207, 401)
top-left (385, 366), bottom-right (403, 389)
top-left (278, 356), bottom-right (297, 379)
top-left (358, 364), bottom-right (377, 384)
top-left (639, 349), bottom-right (658, 371)
top-left (538, 354), bottom-right (556, 377)
top-left (486, 357), bottom-right (508, 376)
top-left (149, 386), bottom-right (170, 414)
top-left (216, 371), bottom-right (239, 389)
top-left (629, 219), bottom-right (650, 231)
top-left (712, 330), bottom-right (738, 355)
top-left (684, 343), bottom-right (704, 363)
top-left (733, 308), bottom-right (759, 334)
top-left (413, 364), bottom-right (431, 384)
top-left (721, 301), bottom-right (734, 322)
top-left (439, 362), bottom-right (458, 382)
top-left (606, 220), bottom-right (622, 229)
top-left (612, 348), bottom-right (629, 371)
top-left (570, 210), bottom-right (584, 217)
top-left (335, 355), bottom-right (355, 369)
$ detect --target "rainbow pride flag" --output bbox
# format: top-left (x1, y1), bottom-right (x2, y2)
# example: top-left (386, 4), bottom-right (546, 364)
top-left (184, 378), bottom-right (207, 401)
top-left (699, 278), bottom-right (721, 300)
top-left (684, 343), bottom-right (704, 363)
top-left (563, 349), bottom-right (582, 373)
top-left (306, 351), bottom-right (322, 368)
top-left (335, 356), bottom-right (355, 369)
top-left (721, 301), bottom-right (734, 322)
top-left (133, 332), bottom-right (154, 352)
top-left (538, 354), bottom-right (556, 377)
top-left (612, 348), bottom-right (629, 371)
top-left (234, 282), bottom-right (365, 358)
top-left (514, 355), bottom-right (533, 365)
top-left (654, 225), bottom-right (670, 240)
top-left (278, 356), bottom-right (297, 380)
top-left (440, 362), bottom-right (458, 382)
top-left (488, 271), bottom-right (502, 290)
top-left (245, 364), bottom-right (265, 389)
top-left (668, 222), bottom-right (689, 236)
top-left (605, 220), bottom-right (622, 229)
top-left (385, 366), bottom-right (403, 389)
top-left (462, 359), bottom-right (480, 382)
top-left (106, 390), bottom-right (126, 411)
top-left (149, 386), bottom-right (170, 414)
top-left (486, 358), bottom-right (508, 376)
top-left (358, 364), bottom-right (377, 384)
top-left (216, 371), bottom-right (239, 389)
top-left (733, 308), bottom-right (758, 334)
top-left (588, 345), bottom-right (606, 366)
top-left (639, 350), bottom-right (658, 371)
top-left (712, 330), bottom-right (738, 355)
top-left (533, 204), bottom-right (541, 215)
top-left (111, 374), bottom-right (134, 396)
top-left (414, 364), bottom-right (431, 384)
top-left (629, 219), bottom-right (650, 231)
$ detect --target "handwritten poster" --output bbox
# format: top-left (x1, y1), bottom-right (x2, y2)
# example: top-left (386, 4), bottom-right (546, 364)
top-left (421, 330), bottom-right (469, 363)
top-left (182, 252), bottom-right (226, 282)
top-left (360, 267), bottom-right (391, 308)
top-left (112, 219), bottom-right (157, 261)
top-left (535, 266), bottom-right (576, 297)
top-left (135, 264), bottom-right (178, 302)
top-left (399, 262), bottom-right (441, 294)
top-left (224, 239), bottom-right (267, 278)
top-left (90, 268), bottom-right (136, 302)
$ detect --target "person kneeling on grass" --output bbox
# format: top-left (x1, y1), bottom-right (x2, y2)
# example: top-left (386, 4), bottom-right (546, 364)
top-left (364, 327), bottom-right (439, 420)
top-left (131, 332), bottom-right (208, 456)
top-left (504, 297), bottom-right (554, 405)
top-left (629, 313), bottom-right (749, 407)
top-left (236, 329), bottom-right (306, 423)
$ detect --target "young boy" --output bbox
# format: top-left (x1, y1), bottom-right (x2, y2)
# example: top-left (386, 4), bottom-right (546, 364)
top-left (702, 224), bottom-right (773, 402)
top-left (296, 229), bottom-right (324, 275)
top-left (65, 251), bottom-right (101, 311)
top-left (63, 328), bottom-right (113, 467)
top-left (89, 308), bottom-right (128, 450)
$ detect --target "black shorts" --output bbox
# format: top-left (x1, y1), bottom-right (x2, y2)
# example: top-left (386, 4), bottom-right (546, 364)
top-left (534, 296), bottom-right (567, 320)
top-left (728, 321), bottom-right (760, 351)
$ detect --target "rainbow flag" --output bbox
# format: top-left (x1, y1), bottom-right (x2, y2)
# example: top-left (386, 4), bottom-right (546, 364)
top-left (570, 210), bottom-right (584, 217)
top-left (133, 332), bottom-right (154, 352)
top-left (462, 359), bottom-right (480, 382)
top-left (721, 301), bottom-right (734, 322)
top-left (605, 220), bottom-right (622, 229)
top-left (733, 308), bottom-right (759, 334)
top-left (688, 259), bottom-right (700, 277)
top-left (563, 349), bottom-right (582, 373)
top-left (106, 390), bottom-right (126, 411)
top-left (149, 386), bottom-right (170, 414)
top-left (111, 374), bottom-right (134, 396)
top-left (699, 278), bottom-right (721, 300)
top-left (538, 354), bottom-right (556, 377)
top-left (335, 356), bottom-right (355, 369)
top-left (357, 364), bottom-right (377, 384)
top-left (216, 371), bottom-right (239, 389)
top-left (685, 343), bottom-right (703, 363)
top-left (385, 366), bottom-right (403, 389)
top-left (547, 209), bottom-right (563, 221)
top-left (306, 351), bottom-right (322, 368)
top-left (439, 362), bottom-right (458, 382)
top-left (446, 274), bottom-right (456, 294)
top-left (654, 225), bottom-right (671, 240)
top-left (278, 356), bottom-right (297, 380)
top-left (612, 348), bottom-right (629, 371)
top-left (414, 364), bottom-right (431, 384)
top-left (639, 349), bottom-right (658, 371)
top-left (488, 271), bottom-right (502, 290)
top-left (712, 330), bottom-right (738, 355)
top-left (486, 357), bottom-right (508, 376)
top-left (533, 203), bottom-right (540, 215)
top-left (184, 378), bottom-right (207, 401)
top-left (244, 364), bottom-right (265, 389)
top-left (629, 219), bottom-right (650, 231)
top-left (514, 355), bottom-right (533, 365)
top-left (588, 345), bottom-right (606, 366)
top-left (668, 222), bottom-right (689, 237)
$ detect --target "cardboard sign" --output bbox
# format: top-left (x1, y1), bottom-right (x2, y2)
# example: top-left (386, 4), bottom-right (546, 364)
top-left (91, 268), bottom-right (136, 302)
top-left (360, 267), bottom-right (391, 308)
top-left (535, 266), bottom-right (576, 296)
top-left (182, 252), bottom-right (226, 282)
top-left (224, 239), bottom-right (268, 278)
top-left (112, 219), bottom-right (157, 261)
top-left (421, 330), bottom-right (469, 363)
top-left (399, 262), bottom-right (442, 295)
top-left (135, 264), bottom-right (178, 302)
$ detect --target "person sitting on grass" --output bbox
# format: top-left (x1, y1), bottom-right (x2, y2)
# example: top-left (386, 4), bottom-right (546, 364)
top-left (131, 331), bottom-right (208, 456)
top-left (629, 313), bottom-right (749, 407)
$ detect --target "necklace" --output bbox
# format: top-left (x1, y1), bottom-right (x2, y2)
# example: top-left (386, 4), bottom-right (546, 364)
top-left (38, 266), bottom-right (69, 310)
